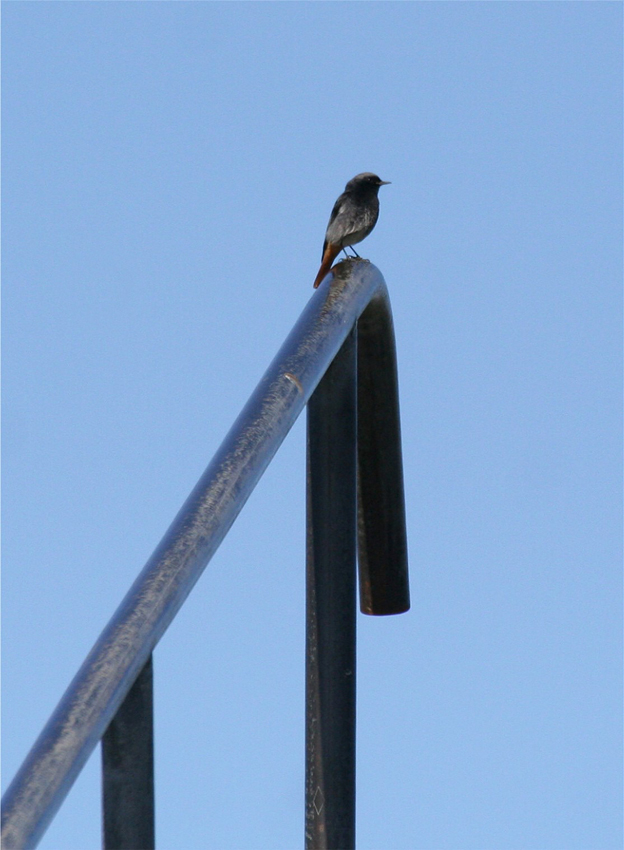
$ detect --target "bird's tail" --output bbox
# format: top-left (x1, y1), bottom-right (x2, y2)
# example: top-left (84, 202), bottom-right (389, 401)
top-left (313, 243), bottom-right (341, 289)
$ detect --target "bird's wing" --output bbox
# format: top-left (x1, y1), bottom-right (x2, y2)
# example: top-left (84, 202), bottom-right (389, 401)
top-left (322, 192), bottom-right (350, 257)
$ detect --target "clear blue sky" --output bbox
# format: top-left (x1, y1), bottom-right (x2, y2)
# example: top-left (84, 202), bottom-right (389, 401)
top-left (3, 4), bottom-right (621, 849)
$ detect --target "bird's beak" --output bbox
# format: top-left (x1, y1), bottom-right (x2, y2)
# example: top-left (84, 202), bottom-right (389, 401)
top-left (379, 180), bottom-right (391, 185)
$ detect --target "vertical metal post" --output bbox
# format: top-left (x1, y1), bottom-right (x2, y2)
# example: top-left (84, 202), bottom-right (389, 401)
top-left (102, 655), bottom-right (154, 850)
top-left (305, 328), bottom-right (357, 850)
top-left (356, 297), bottom-right (410, 615)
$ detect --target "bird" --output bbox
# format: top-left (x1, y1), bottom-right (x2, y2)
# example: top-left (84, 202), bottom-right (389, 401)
top-left (313, 172), bottom-right (390, 289)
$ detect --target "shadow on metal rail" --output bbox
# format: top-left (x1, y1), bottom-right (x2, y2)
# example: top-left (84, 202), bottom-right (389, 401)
top-left (2, 259), bottom-right (410, 850)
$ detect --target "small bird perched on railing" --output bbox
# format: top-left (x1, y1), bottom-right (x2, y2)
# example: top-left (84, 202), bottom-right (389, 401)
top-left (313, 172), bottom-right (390, 289)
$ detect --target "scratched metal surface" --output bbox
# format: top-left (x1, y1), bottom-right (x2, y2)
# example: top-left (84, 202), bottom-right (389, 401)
top-left (1, 260), bottom-right (403, 850)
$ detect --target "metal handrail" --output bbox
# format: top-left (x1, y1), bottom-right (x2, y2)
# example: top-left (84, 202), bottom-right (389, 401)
top-left (2, 260), bottom-right (409, 850)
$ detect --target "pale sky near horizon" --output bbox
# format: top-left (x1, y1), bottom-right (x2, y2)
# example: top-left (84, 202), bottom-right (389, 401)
top-left (3, 3), bottom-right (622, 849)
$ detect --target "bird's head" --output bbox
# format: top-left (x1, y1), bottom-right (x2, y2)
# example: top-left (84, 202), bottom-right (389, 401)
top-left (346, 173), bottom-right (391, 193)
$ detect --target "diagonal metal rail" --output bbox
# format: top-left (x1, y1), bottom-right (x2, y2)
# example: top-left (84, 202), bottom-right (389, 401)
top-left (2, 259), bottom-right (409, 850)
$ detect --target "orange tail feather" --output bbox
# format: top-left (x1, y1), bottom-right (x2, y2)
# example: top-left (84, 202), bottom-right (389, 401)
top-left (313, 244), bottom-right (341, 289)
